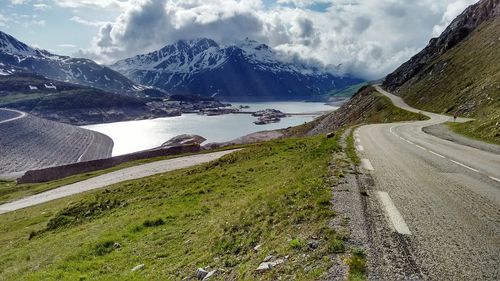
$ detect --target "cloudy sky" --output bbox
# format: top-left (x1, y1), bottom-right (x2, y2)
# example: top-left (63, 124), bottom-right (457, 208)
top-left (1, 0), bottom-right (478, 79)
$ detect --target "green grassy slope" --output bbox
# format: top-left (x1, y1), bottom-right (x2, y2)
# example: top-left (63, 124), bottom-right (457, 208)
top-left (395, 19), bottom-right (500, 143)
top-left (0, 136), bottom-right (348, 280)
top-left (302, 86), bottom-right (428, 136)
top-left (328, 82), bottom-right (369, 97)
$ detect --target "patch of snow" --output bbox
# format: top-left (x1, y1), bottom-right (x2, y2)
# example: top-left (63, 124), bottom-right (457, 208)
top-left (44, 84), bottom-right (57, 90)
top-left (28, 85), bottom-right (38, 90)
top-left (0, 68), bottom-right (12, 76)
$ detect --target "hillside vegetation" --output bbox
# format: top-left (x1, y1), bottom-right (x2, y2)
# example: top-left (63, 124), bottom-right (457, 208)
top-left (301, 86), bottom-right (428, 136)
top-left (0, 136), bottom-right (351, 280)
top-left (396, 19), bottom-right (499, 143)
top-left (0, 81), bottom-right (433, 280)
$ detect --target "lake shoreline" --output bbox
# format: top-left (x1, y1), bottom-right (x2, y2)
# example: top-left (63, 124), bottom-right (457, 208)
top-left (83, 102), bottom-right (338, 156)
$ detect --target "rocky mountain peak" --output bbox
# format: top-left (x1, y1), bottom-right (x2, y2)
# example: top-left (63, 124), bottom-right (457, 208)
top-left (383, 0), bottom-right (500, 91)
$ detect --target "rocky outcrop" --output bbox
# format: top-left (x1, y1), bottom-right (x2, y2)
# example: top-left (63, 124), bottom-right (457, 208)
top-left (252, 109), bottom-right (287, 125)
top-left (383, 0), bottom-right (500, 91)
top-left (162, 134), bottom-right (206, 147)
top-left (304, 86), bottom-right (381, 135)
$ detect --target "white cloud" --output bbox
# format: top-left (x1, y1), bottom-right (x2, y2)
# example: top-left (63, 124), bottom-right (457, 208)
top-left (52, 0), bottom-right (130, 9)
top-left (58, 43), bottom-right (77, 47)
top-left (432, 0), bottom-right (477, 36)
top-left (70, 16), bottom-right (108, 26)
top-left (0, 13), bottom-right (9, 27)
top-left (11, 0), bottom-right (25, 4)
top-left (77, 0), bottom-right (479, 79)
top-left (33, 3), bottom-right (52, 11)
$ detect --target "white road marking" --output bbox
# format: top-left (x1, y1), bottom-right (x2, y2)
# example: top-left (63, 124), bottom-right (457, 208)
top-left (415, 145), bottom-right (427, 151)
top-left (450, 160), bottom-right (480, 173)
top-left (356, 145), bottom-right (364, 151)
top-left (405, 139), bottom-right (414, 145)
top-left (399, 136), bottom-right (405, 141)
top-left (429, 150), bottom-right (446, 159)
top-left (376, 191), bottom-right (412, 235)
top-left (489, 176), bottom-right (500, 183)
top-left (361, 158), bottom-right (374, 171)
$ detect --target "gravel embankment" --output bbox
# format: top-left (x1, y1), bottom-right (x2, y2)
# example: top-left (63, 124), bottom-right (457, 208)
top-left (0, 109), bottom-right (113, 177)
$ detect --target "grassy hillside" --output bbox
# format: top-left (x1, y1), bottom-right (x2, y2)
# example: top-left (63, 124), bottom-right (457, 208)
top-left (328, 82), bottom-right (368, 97)
top-left (0, 136), bottom-right (350, 280)
top-left (0, 83), bottom-right (433, 280)
top-left (393, 19), bottom-right (500, 143)
top-left (302, 86), bottom-right (428, 136)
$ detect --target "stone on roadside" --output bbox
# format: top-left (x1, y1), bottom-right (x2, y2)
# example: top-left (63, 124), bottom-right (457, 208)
top-left (203, 270), bottom-right (216, 280)
top-left (195, 268), bottom-right (208, 280)
top-left (131, 264), bottom-right (144, 272)
top-left (308, 240), bottom-right (319, 249)
top-left (255, 262), bottom-right (273, 273)
top-left (263, 255), bottom-right (273, 262)
top-left (113, 242), bottom-right (122, 249)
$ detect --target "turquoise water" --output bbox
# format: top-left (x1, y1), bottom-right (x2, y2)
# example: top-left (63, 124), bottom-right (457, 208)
top-left (84, 102), bottom-right (336, 156)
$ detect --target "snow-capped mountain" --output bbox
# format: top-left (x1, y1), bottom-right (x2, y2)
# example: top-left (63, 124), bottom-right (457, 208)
top-left (0, 30), bottom-right (137, 93)
top-left (111, 38), bottom-right (363, 100)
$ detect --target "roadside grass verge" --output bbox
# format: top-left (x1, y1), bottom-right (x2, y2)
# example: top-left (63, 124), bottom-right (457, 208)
top-left (0, 135), bottom-right (345, 280)
top-left (345, 248), bottom-right (367, 281)
top-left (346, 127), bottom-right (361, 165)
top-left (368, 92), bottom-right (429, 123)
top-left (0, 145), bottom-right (244, 205)
top-left (448, 119), bottom-right (500, 146)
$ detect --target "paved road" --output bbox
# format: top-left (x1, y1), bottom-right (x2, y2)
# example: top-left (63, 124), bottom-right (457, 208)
top-left (356, 86), bottom-right (500, 280)
top-left (0, 108), bottom-right (26, 124)
top-left (0, 149), bottom-right (240, 214)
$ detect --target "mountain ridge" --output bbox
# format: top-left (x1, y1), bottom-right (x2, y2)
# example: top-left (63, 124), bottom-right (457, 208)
top-left (111, 38), bottom-right (363, 101)
top-left (0, 30), bottom-right (139, 94)
top-left (383, 0), bottom-right (500, 143)
top-left (383, 0), bottom-right (500, 92)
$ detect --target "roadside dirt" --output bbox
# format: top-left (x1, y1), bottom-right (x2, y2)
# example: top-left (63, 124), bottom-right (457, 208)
top-left (327, 128), bottom-right (425, 280)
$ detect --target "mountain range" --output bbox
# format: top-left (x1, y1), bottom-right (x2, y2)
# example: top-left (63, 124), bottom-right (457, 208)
top-left (0, 32), bottom-right (362, 101)
top-left (110, 38), bottom-right (363, 100)
top-left (0, 31), bottom-right (138, 94)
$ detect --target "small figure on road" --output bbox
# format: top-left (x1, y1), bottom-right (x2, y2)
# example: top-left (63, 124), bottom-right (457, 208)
top-left (453, 113), bottom-right (457, 122)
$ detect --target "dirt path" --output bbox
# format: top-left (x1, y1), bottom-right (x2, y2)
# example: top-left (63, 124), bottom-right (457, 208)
top-left (0, 149), bottom-right (240, 214)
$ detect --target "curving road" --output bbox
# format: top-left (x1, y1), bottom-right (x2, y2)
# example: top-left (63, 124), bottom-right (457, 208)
top-left (0, 149), bottom-right (240, 214)
top-left (356, 85), bottom-right (500, 280)
top-left (0, 108), bottom-right (27, 124)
